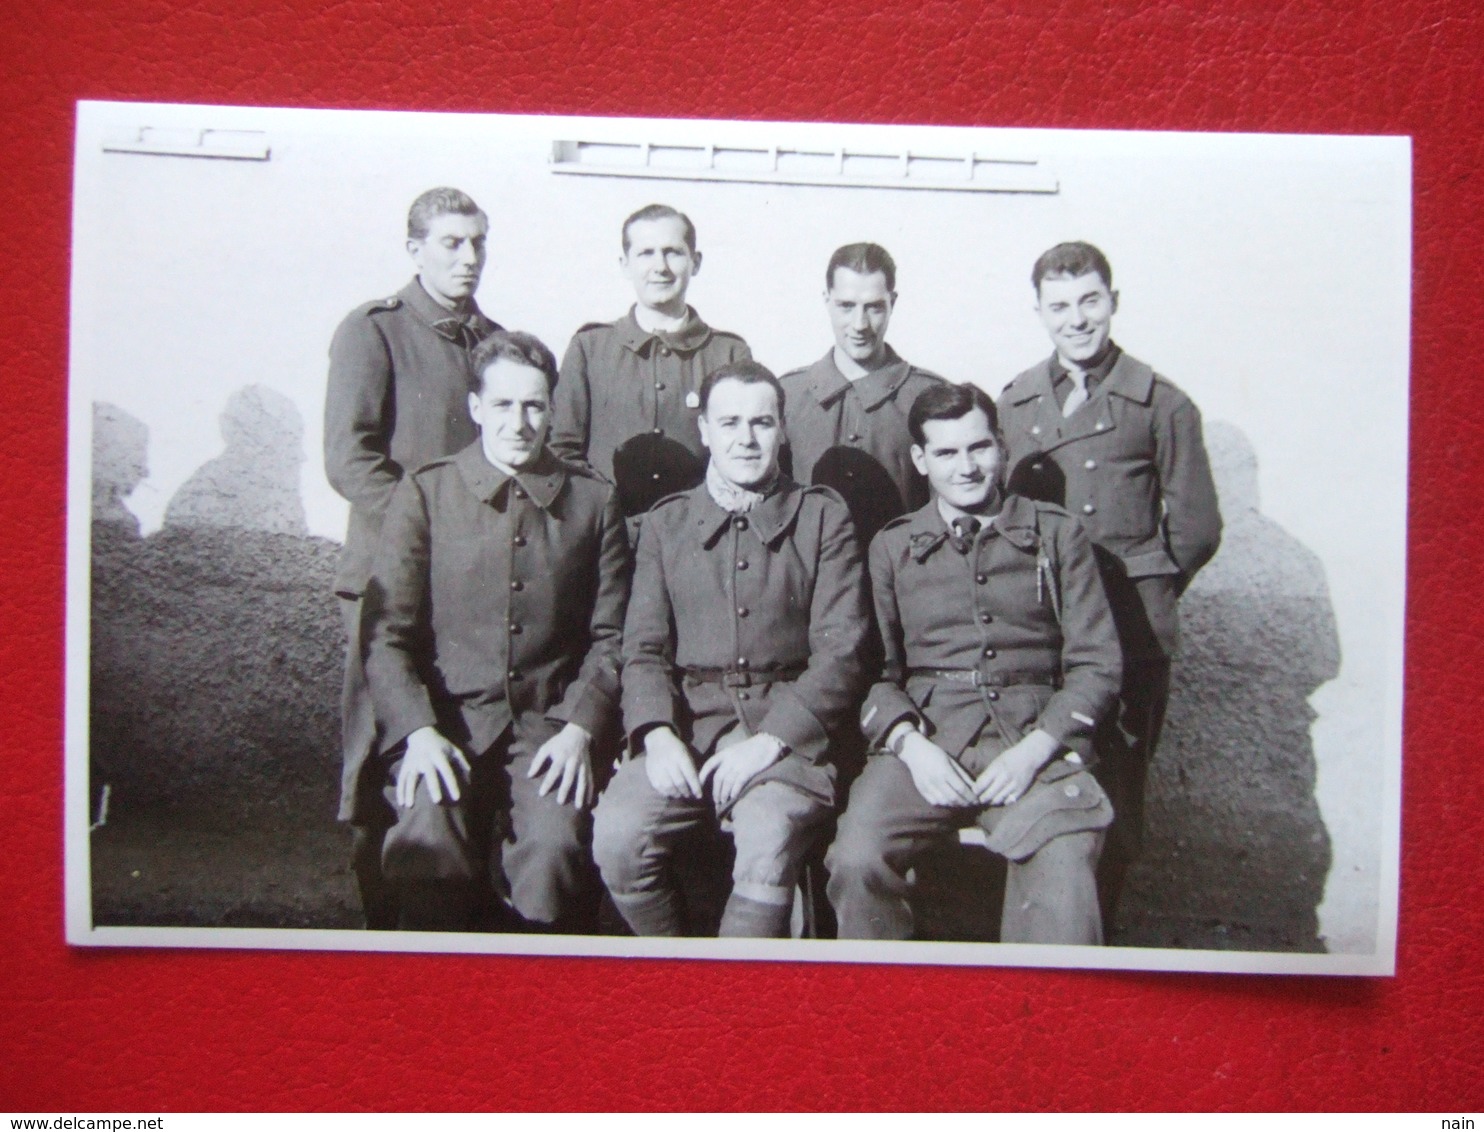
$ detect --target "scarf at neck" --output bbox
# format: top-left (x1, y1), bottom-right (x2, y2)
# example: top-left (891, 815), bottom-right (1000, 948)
top-left (706, 462), bottom-right (778, 514)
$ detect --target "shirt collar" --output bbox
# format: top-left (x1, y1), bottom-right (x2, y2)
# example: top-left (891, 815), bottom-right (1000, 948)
top-left (454, 442), bottom-right (567, 510)
top-left (693, 474), bottom-right (807, 548)
top-left (807, 346), bottom-right (912, 411)
top-left (400, 278), bottom-right (493, 343)
top-left (616, 305), bottom-right (714, 355)
top-left (1050, 342), bottom-right (1122, 387)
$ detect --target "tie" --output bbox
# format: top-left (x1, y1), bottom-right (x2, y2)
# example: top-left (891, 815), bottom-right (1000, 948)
top-left (1061, 366), bottom-right (1090, 417)
top-left (950, 516), bottom-right (980, 554)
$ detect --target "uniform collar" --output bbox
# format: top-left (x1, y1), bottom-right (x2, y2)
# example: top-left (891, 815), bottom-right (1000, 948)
top-left (1011, 344), bottom-right (1154, 407)
top-left (806, 346), bottom-right (913, 411)
top-left (693, 474), bottom-right (807, 548)
top-left (400, 278), bottom-right (494, 343)
top-left (616, 305), bottom-right (715, 355)
top-left (901, 494), bottom-right (1040, 560)
top-left (1050, 343), bottom-right (1122, 388)
top-left (454, 442), bottom-right (567, 510)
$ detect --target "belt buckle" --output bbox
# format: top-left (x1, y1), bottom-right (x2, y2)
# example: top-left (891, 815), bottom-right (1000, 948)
top-left (723, 671), bottom-right (753, 689)
top-left (971, 669), bottom-right (985, 687)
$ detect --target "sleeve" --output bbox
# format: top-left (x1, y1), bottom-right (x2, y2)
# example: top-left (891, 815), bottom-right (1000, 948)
top-left (858, 534), bottom-right (926, 749)
top-left (548, 334), bottom-right (593, 466)
top-left (1157, 397), bottom-right (1223, 587)
top-left (619, 514), bottom-right (682, 746)
top-left (1034, 517), bottom-right (1123, 757)
top-left (547, 488), bottom-right (632, 736)
top-left (324, 310), bottom-right (402, 517)
top-left (758, 497), bottom-right (871, 761)
top-left (362, 476), bottom-right (438, 753)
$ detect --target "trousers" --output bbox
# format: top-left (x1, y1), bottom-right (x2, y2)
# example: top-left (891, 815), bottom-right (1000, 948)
top-left (592, 755), bottom-right (832, 938)
top-left (826, 754), bottom-right (1104, 945)
top-left (375, 732), bottom-right (595, 933)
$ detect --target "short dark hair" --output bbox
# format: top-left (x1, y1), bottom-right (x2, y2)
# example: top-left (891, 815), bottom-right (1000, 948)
top-left (907, 381), bottom-right (1000, 447)
top-left (826, 242), bottom-right (897, 292)
top-left (407, 188), bottom-right (485, 242)
top-left (468, 330), bottom-right (559, 395)
top-left (699, 360), bottom-right (786, 418)
top-left (622, 204), bottom-right (697, 254)
top-left (1031, 241), bottom-right (1113, 292)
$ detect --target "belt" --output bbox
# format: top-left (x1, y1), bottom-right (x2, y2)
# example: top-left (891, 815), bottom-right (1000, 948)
top-left (907, 667), bottom-right (1063, 689)
top-left (682, 664), bottom-right (807, 689)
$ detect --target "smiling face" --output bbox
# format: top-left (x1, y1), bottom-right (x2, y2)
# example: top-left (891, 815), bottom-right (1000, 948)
top-left (911, 407), bottom-right (1003, 514)
top-left (1035, 270), bottom-right (1119, 367)
top-left (408, 211), bottom-right (489, 309)
top-left (825, 266), bottom-right (895, 369)
top-left (621, 215), bottom-right (701, 317)
top-left (467, 357), bottom-right (551, 470)
top-left (698, 377), bottom-right (783, 491)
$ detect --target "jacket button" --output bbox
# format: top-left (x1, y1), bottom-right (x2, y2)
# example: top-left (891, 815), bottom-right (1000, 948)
top-left (508, 669), bottom-right (522, 681)
top-left (652, 427), bottom-right (664, 436)
top-left (510, 580), bottom-right (523, 591)
top-left (655, 382), bottom-right (667, 391)
top-left (735, 516), bottom-right (749, 531)
top-left (979, 611), bottom-right (993, 623)
top-left (1031, 425), bottom-right (1041, 436)
top-left (737, 657), bottom-right (749, 668)
top-left (736, 559), bottom-right (749, 570)
top-left (513, 535), bottom-right (527, 547)
top-left (509, 623), bottom-right (522, 635)
top-left (659, 346), bottom-right (671, 356)
top-left (512, 486), bottom-right (525, 499)
top-left (975, 573), bottom-right (987, 585)
top-left (652, 473), bottom-right (662, 481)
top-left (1084, 459), bottom-right (1097, 470)
top-left (848, 433), bottom-right (862, 443)
top-left (986, 689), bottom-right (1000, 701)
top-left (1095, 421), bottom-right (1107, 430)
top-left (738, 690), bottom-right (750, 700)
top-left (983, 647), bottom-right (996, 658)
top-left (737, 607), bottom-right (749, 618)
top-left (1082, 503), bottom-right (1096, 514)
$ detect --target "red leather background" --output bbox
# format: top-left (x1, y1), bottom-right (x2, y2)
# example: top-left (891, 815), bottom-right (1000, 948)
top-left (3, 0), bottom-right (1480, 1112)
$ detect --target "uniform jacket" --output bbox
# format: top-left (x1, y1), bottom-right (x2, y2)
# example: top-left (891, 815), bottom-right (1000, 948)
top-left (997, 347), bottom-right (1221, 658)
top-left (621, 477), bottom-right (871, 806)
top-left (324, 277), bottom-right (500, 598)
top-left (862, 495), bottom-right (1122, 765)
top-left (780, 348), bottom-right (946, 549)
top-left (550, 307), bottom-right (751, 517)
top-left (363, 443), bottom-right (630, 780)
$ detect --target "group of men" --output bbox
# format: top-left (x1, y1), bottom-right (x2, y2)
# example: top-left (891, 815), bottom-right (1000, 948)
top-left (323, 186), bottom-right (1222, 945)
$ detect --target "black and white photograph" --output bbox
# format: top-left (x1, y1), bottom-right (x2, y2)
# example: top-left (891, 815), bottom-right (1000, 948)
top-left (65, 101), bottom-right (1408, 975)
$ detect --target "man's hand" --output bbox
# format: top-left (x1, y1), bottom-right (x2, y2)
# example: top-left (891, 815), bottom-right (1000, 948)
top-left (396, 725), bottom-right (471, 808)
top-left (528, 722), bottom-right (595, 809)
top-left (895, 728), bottom-right (978, 809)
top-left (699, 733), bottom-right (787, 811)
top-left (643, 726), bottom-right (703, 800)
top-left (975, 729), bottom-right (1061, 807)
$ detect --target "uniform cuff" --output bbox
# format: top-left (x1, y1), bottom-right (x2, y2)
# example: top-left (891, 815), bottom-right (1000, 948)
top-left (549, 681), bottom-right (616, 740)
top-left (860, 684), bottom-right (924, 748)
top-left (758, 693), bottom-right (828, 762)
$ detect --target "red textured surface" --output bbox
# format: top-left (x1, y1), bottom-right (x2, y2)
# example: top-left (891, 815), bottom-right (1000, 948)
top-left (2, 0), bottom-right (1481, 1113)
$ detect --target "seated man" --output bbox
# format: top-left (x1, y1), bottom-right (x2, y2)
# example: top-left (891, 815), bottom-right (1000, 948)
top-left (362, 330), bottom-right (630, 932)
top-left (593, 361), bottom-right (870, 938)
top-left (827, 382), bottom-right (1122, 945)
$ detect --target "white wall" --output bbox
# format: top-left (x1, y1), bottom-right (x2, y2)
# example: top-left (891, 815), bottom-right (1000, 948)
top-left (70, 104), bottom-right (1409, 958)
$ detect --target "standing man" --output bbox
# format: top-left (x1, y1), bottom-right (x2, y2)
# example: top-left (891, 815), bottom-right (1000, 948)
top-left (827, 382), bottom-right (1122, 944)
top-left (324, 187), bottom-right (501, 928)
top-left (550, 204), bottom-right (751, 523)
top-left (997, 241), bottom-right (1222, 923)
top-left (780, 242), bottom-right (945, 551)
top-left (361, 331), bottom-right (629, 932)
top-left (592, 361), bottom-right (870, 938)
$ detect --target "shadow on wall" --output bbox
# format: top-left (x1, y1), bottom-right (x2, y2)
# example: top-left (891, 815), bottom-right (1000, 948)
top-left (1118, 421), bottom-right (1340, 951)
top-left (90, 391), bottom-right (341, 819)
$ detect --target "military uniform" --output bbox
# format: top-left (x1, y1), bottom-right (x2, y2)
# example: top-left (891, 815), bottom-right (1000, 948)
top-left (826, 494), bottom-right (1122, 943)
top-left (549, 307), bottom-right (750, 518)
top-left (996, 345), bottom-right (1221, 918)
top-left (362, 443), bottom-right (629, 930)
top-left (323, 277), bottom-right (499, 924)
top-left (592, 477), bottom-right (870, 937)
top-left (779, 347), bottom-right (946, 549)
